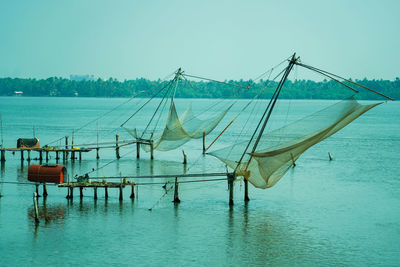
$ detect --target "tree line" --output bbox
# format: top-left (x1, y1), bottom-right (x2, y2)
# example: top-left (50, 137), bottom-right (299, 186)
top-left (0, 76), bottom-right (398, 100)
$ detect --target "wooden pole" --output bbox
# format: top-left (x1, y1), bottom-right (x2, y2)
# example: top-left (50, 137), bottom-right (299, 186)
top-left (65, 136), bottom-right (69, 160)
top-left (39, 151), bottom-right (43, 163)
top-left (136, 141), bottom-right (140, 159)
top-left (130, 184), bottom-right (135, 199)
top-left (94, 187), bottom-right (98, 200)
top-left (33, 192), bottom-right (39, 223)
top-left (27, 150), bottom-right (31, 161)
top-left (150, 140), bottom-right (154, 160)
top-left (105, 186), bottom-right (108, 200)
top-left (56, 151), bottom-right (59, 160)
top-left (79, 151), bottom-right (82, 161)
top-left (43, 183), bottom-right (48, 197)
top-left (182, 150), bottom-right (187, 165)
top-left (20, 150), bottom-right (24, 161)
top-left (66, 187), bottom-right (70, 199)
top-left (202, 132), bottom-right (206, 154)
top-left (79, 187), bottom-right (83, 199)
top-left (45, 151), bottom-right (49, 162)
top-left (1, 150), bottom-right (5, 162)
top-left (70, 187), bottom-right (74, 199)
top-left (71, 151), bottom-right (75, 161)
top-left (115, 134), bottom-right (120, 159)
top-left (328, 152), bottom-right (333, 161)
top-left (244, 179), bottom-right (249, 202)
top-left (119, 185), bottom-right (123, 201)
top-left (35, 184), bottom-right (41, 197)
top-left (173, 177), bottom-right (180, 203)
top-left (96, 148), bottom-right (100, 159)
top-left (227, 173), bottom-right (234, 206)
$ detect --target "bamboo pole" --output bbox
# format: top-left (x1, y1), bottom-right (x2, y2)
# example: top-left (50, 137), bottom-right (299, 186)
top-left (130, 184), bottom-right (135, 199)
top-left (173, 177), bottom-right (180, 203)
top-left (43, 183), bottom-right (48, 197)
top-left (244, 179), bottom-right (249, 202)
top-left (227, 173), bottom-right (234, 206)
top-left (202, 132), bottom-right (206, 154)
top-left (33, 192), bottom-right (39, 223)
top-left (136, 141), bottom-right (140, 159)
top-left (115, 134), bottom-right (120, 159)
top-left (1, 150), bottom-right (5, 162)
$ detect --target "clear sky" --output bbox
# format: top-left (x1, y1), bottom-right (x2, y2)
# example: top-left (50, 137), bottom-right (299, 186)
top-left (0, 0), bottom-right (399, 81)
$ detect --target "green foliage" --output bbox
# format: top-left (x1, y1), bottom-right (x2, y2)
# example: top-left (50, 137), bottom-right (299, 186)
top-left (0, 76), bottom-right (398, 100)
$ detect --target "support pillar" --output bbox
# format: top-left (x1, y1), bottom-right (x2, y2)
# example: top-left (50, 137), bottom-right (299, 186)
top-left (96, 148), bottom-right (100, 159)
top-left (39, 151), bottom-right (43, 162)
top-left (328, 152), bottom-right (333, 161)
top-left (173, 177), bottom-right (180, 203)
top-left (79, 187), bottom-right (83, 199)
top-left (104, 186), bottom-right (108, 200)
top-left (65, 136), bottom-right (69, 160)
top-left (56, 151), bottom-right (59, 160)
top-left (182, 150), bottom-right (187, 165)
top-left (43, 183), bottom-right (48, 197)
top-left (244, 179), bottom-right (249, 202)
top-left (33, 192), bottom-right (39, 223)
top-left (115, 134), bottom-right (120, 159)
top-left (150, 140), bottom-right (154, 160)
top-left (45, 151), bottom-right (49, 162)
top-left (94, 187), bottom-right (98, 200)
top-left (130, 184), bottom-right (135, 199)
top-left (71, 151), bottom-right (75, 161)
top-left (70, 187), bottom-right (74, 199)
top-left (227, 173), bottom-right (234, 206)
top-left (27, 150), bottom-right (31, 161)
top-left (20, 150), bottom-right (24, 161)
top-left (35, 184), bottom-right (41, 197)
top-left (119, 185), bottom-right (123, 201)
top-left (79, 152), bottom-right (82, 161)
top-left (1, 150), bottom-right (5, 162)
top-left (202, 132), bottom-right (206, 154)
top-left (136, 141), bottom-right (140, 159)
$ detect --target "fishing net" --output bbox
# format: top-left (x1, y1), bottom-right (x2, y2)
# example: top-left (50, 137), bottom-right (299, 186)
top-left (125, 100), bottom-right (232, 151)
top-left (209, 97), bottom-right (381, 189)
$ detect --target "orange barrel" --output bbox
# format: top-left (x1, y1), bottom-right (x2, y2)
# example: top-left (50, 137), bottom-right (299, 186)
top-left (28, 164), bottom-right (67, 184)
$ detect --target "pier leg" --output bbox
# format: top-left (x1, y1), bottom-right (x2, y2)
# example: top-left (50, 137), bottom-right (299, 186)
top-left (96, 148), bottom-right (100, 159)
top-left (79, 152), bottom-right (82, 161)
top-left (150, 140), bottom-right (154, 160)
top-left (20, 150), bottom-right (24, 161)
top-left (244, 179), bottom-right (249, 202)
top-left (66, 187), bottom-right (70, 199)
top-left (119, 185), bottom-right (123, 201)
top-left (27, 150), bottom-right (31, 161)
top-left (56, 151), bottom-right (59, 160)
top-left (105, 187), bottom-right (108, 200)
top-left (70, 187), bottom-right (74, 199)
top-left (173, 177), bottom-right (180, 203)
top-left (65, 136), bottom-right (69, 160)
top-left (1, 150), bottom-right (5, 162)
top-left (35, 184), bottom-right (41, 197)
top-left (130, 184), bottom-right (135, 199)
top-left (202, 132), bottom-right (206, 154)
top-left (43, 183), bottom-right (48, 197)
top-left (33, 192), bottom-right (39, 223)
top-left (79, 187), bottom-right (83, 199)
top-left (182, 150), bottom-right (187, 165)
top-left (136, 142), bottom-right (140, 159)
top-left (115, 134), bottom-right (120, 159)
top-left (328, 152), bottom-right (333, 161)
top-left (94, 187), bottom-right (98, 200)
top-left (71, 151), bottom-right (75, 161)
top-left (227, 173), bottom-right (234, 206)
top-left (45, 151), bottom-right (49, 162)
top-left (39, 151), bottom-right (43, 163)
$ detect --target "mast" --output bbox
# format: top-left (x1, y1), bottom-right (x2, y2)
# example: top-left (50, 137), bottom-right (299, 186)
top-left (235, 53), bottom-right (298, 200)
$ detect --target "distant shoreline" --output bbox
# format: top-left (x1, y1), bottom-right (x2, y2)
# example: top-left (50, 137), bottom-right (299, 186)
top-left (0, 77), bottom-right (398, 100)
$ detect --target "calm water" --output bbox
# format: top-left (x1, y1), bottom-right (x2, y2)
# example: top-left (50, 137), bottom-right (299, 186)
top-left (0, 97), bottom-right (399, 266)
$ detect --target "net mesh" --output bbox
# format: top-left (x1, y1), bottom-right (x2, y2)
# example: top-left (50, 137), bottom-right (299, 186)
top-left (209, 97), bottom-right (381, 189)
top-left (125, 100), bottom-right (232, 152)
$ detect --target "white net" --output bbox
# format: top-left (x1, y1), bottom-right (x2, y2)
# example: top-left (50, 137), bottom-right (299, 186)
top-left (209, 97), bottom-right (381, 189)
top-left (125, 100), bottom-right (231, 152)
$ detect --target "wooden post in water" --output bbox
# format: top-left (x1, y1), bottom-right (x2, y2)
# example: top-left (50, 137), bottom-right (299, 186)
top-left (79, 152), bottom-right (82, 161)
top-left (119, 185), bottom-right (123, 201)
top-left (244, 179), bottom-right (249, 202)
top-left (43, 183), bottom-right (48, 197)
top-left (45, 151), bottom-right (49, 162)
top-left (182, 150), bottom-right (187, 165)
top-left (20, 150), bottom-right (24, 161)
top-left (130, 184), bottom-right (135, 199)
top-left (65, 136), bottom-right (69, 160)
top-left (227, 173), bottom-right (234, 206)
top-left (173, 177), bottom-right (180, 203)
top-left (104, 186), bottom-right (108, 200)
top-left (39, 151), bottom-right (43, 163)
top-left (33, 192), bottom-right (39, 223)
top-left (328, 152), bottom-right (333, 161)
top-left (94, 187), bottom-right (98, 200)
top-left (202, 132), bottom-right (206, 154)
top-left (136, 141), bottom-right (140, 159)
top-left (115, 134), bottom-right (120, 159)
top-left (56, 151), bottom-right (60, 161)
top-left (1, 150), bottom-right (5, 162)
top-left (27, 150), bottom-right (31, 161)
top-left (70, 187), bottom-right (74, 199)
top-left (150, 140), bottom-right (154, 160)
top-left (35, 184), bottom-right (40, 197)
top-left (79, 187), bottom-right (83, 199)
top-left (96, 148), bottom-right (100, 159)
top-left (71, 150), bottom-right (75, 161)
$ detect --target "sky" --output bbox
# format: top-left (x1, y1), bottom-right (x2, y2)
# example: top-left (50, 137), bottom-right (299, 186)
top-left (0, 0), bottom-right (399, 81)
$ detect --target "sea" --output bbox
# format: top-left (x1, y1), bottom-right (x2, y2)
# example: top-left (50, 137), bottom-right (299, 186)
top-left (0, 96), bottom-right (399, 266)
